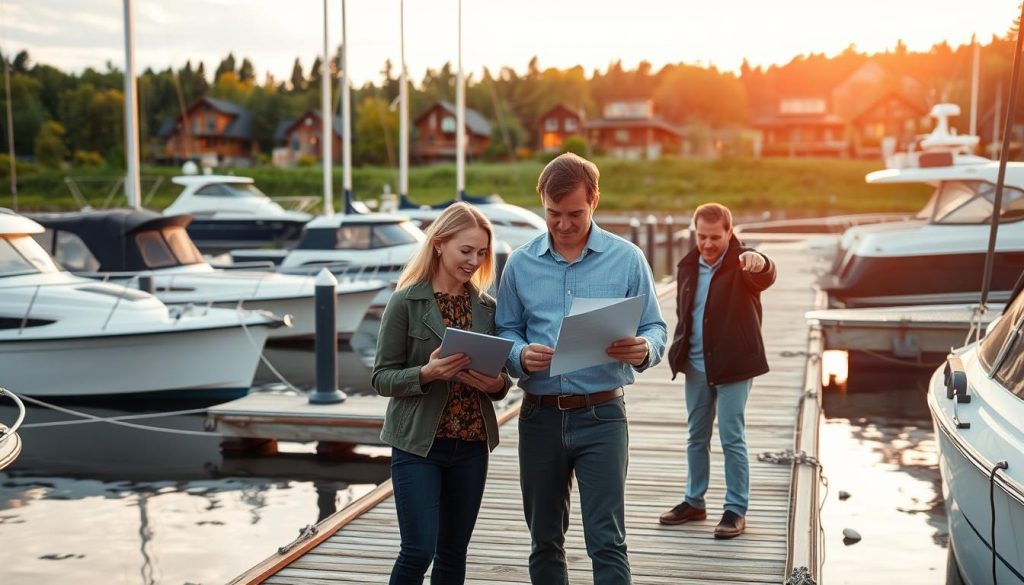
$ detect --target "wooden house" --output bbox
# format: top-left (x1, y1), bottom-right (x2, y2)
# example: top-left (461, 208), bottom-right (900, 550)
top-left (411, 101), bottom-right (492, 163)
top-left (536, 104), bottom-right (584, 152)
top-left (158, 97), bottom-right (257, 165)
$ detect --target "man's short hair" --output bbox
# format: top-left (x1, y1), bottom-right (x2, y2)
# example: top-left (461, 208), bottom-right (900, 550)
top-left (692, 202), bottom-right (733, 230)
top-left (536, 152), bottom-right (600, 203)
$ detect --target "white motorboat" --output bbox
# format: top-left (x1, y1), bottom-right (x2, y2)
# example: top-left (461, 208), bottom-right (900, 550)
top-left (0, 210), bottom-right (281, 397)
top-left (385, 194), bottom-right (546, 250)
top-left (30, 209), bottom-right (385, 339)
top-left (230, 212), bottom-right (425, 297)
top-left (823, 105), bottom-right (1024, 307)
top-left (929, 276), bottom-right (1024, 583)
top-left (162, 174), bottom-right (314, 253)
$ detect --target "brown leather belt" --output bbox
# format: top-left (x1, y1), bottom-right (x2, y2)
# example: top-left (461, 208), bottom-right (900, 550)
top-left (523, 387), bottom-right (624, 411)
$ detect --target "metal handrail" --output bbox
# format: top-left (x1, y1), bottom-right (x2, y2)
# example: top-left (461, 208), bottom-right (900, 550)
top-left (18, 284), bottom-right (41, 335)
top-left (0, 387), bottom-right (26, 440)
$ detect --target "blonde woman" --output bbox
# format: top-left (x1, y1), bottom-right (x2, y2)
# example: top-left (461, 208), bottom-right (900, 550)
top-left (372, 201), bottom-right (512, 585)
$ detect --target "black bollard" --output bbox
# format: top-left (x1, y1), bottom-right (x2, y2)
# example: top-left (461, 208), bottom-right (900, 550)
top-left (629, 217), bottom-right (640, 247)
top-left (494, 240), bottom-right (512, 293)
top-left (310, 268), bottom-right (346, 404)
top-left (664, 215), bottom-right (675, 274)
top-left (138, 273), bottom-right (154, 294)
top-left (645, 214), bottom-right (657, 272)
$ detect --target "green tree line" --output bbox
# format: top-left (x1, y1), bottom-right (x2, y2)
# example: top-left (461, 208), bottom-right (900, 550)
top-left (1, 31), bottom-right (1021, 169)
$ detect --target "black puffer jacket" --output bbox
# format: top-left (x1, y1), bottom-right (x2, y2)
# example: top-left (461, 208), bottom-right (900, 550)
top-left (667, 236), bottom-right (776, 385)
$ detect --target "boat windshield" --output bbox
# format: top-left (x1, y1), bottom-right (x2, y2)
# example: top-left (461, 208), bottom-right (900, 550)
top-left (0, 235), bottom-right (59, 278)
top-left (978, 284), bottom-right (1024, 396)
top-left (134, 227), bottom-right (205, 268)
top-left (335, 221), bottom-right (424, 250)
top-left (931, 180), bottom-right (1024, 224)
top-left (194, 183), bottom-right (269, 198)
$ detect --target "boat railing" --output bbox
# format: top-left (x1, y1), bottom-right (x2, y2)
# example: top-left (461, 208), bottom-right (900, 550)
top-left (63, 175), bottom-right (165, 210)
top-left (4, 278), bottom-right (137, 333)
top-left (0, 387), bottom-right (26, 443)
top-left (271, 195), bottom-right (321, 213)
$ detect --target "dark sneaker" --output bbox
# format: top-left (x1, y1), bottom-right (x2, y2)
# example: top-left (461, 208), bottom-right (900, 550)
top-left (658, 502), bottom-right (707, 525)
top-left (714, 511), bottom-right (746, 539)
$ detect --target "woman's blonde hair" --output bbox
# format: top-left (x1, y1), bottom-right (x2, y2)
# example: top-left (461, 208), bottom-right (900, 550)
top-left (396, 201), bottom-right (496, 292)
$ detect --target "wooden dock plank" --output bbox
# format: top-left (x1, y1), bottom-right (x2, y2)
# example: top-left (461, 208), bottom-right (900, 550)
top-left (233, 242), bottom-right (824, 584)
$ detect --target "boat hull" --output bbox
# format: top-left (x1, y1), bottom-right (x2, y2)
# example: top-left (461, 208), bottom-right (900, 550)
top-left (221, 285), bottom-right (380, 339)
top-left (0, 325), bottom-right (270, 397)
top-left (929, 368), bottom-right (1024, 584)
top-left (824, 251), bottom-right (1023, 307)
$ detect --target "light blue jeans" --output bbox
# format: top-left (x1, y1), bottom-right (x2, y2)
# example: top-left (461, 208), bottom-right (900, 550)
top-left (683, 365), bottom-right (753, 516)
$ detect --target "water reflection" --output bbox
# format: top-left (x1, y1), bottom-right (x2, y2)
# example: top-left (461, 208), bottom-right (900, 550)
top-left (0, 314), bottom-right (391, 585)
top-left (820, 365), bottom-right (948, 582)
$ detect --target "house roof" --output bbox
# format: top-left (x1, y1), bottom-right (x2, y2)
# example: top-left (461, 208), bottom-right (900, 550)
top-left (585, 117), bottom-right (683, 136)
top-left (415, 101), bottom-right (492, 137)
top-left (850, 90), bottom-right (929, 123)
top-left (539, 103), bottom-right (584, 121)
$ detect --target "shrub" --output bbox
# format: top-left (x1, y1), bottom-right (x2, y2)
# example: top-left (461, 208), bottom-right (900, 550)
top-left (73, 150), bottom-right (105, 167)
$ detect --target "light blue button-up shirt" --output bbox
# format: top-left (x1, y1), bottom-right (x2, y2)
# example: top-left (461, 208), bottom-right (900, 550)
top-left (496, 221), bottom-right (667, 396)
top-left (688, 253), bottom-right (723, 372)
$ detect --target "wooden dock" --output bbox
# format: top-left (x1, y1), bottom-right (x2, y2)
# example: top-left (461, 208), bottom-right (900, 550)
top-left (230, 241), bottom-right (826, 584)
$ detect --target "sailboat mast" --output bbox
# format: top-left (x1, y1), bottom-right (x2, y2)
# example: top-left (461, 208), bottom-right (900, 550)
top-left (970, 35), bottom-right (979, 138)
top-left (122, 0), bottom-right (141, 210)
top-left (3, 54), bottom-right (15, 211)
top-left (341, 0), bottom-right (354, 212)
top-left (455, 0), bottom-right (465, 199)
top-left (399, 0), bottom-right (409, 199)
top-left (321, 0), bottom-right (334, 216)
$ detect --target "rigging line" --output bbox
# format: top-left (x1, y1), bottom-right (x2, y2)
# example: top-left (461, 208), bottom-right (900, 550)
top-left (16, 394), bottom-right (218, 437)
top-left (20, 406), bottom-right (210, 429)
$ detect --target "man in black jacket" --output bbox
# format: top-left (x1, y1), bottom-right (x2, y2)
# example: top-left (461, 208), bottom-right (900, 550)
top-left (658, 202), bottom-right (776, 539)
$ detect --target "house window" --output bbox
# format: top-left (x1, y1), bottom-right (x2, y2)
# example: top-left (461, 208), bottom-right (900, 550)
top-left (565, 118), bottom-right (578, 132)
top-left (545, 118), bottom-right (558, 132)
top-left (207, 118), bottom-right (216, 133)
top-left (615, 129), bottom-right (629, 143)
top-left (192, 120), bottom-right (199, 135)
top-left (441, 116), bottom-right (456, 133)
top-left (292, 138), bottom-right (300, 152)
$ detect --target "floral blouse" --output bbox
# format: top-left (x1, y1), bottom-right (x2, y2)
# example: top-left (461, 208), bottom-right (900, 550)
top-left (433, 290), bottom-right (487, 442)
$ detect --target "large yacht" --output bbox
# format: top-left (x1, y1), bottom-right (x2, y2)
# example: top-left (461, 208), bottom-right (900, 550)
top-left (823, 104), bottom-right (1024, 307)
top-left (162, 173), bottom-right (314, 253)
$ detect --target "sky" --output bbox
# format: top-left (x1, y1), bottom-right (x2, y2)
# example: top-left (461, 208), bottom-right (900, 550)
top-left (0, 0), bottom-right (1018, 86)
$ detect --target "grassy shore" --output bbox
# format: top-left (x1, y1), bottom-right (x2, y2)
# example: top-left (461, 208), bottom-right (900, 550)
top-left (2, 156), bottom-right (931, 214)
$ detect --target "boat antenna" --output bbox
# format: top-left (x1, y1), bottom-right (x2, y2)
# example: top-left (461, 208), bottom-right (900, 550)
top-left (122, 0), bottom-right (142, 210)
top-left (341, 0), bottom-right (357, 214)
top-left (1, 0), bottom-right (16, 211)
top-left (980, 1), bottom-right (1024, 309)
top-left (455, 0), bottom-right (465, 200)
top-left (399, 0), bottom-right (410, 206)
top-left (321, 0), bottom-right (334, 216)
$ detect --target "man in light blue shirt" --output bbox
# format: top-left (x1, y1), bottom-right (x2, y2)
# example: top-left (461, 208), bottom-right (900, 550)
top-left (496, 153), bottom-right (667, 585)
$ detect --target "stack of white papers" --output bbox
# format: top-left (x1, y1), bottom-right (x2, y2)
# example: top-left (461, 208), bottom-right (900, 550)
top-left (549, 296), bottom-right (644, 376)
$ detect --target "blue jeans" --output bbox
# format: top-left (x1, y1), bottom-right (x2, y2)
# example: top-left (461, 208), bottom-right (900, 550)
top-left (518, 396), bottom-right (631, 585)
top-left (683, 365), bottom-right (753, 516)
top-left (389, 438), bottom-right (489, 585)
